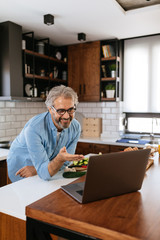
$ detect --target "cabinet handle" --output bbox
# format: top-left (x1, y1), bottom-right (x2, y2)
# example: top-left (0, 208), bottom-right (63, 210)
top-left (83, 84), bottom-right (85, 94)
top-left (79, 84), bottom-right (81, 95)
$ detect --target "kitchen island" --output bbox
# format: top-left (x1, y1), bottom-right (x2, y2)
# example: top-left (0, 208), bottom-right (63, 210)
top-left (0, 138), bottom-right (146, 240)
top-left (0, 170), bottom-right (78, 240)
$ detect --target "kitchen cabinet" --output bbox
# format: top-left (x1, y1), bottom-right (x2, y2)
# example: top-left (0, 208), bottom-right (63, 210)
top-left (76, 142), bottom-right (109, 155)
top-left (22, 32), bottom-right (68, 99)
top-left (100, 39), bottom-right (123, 102)
top-left (109, 145), bottom-right (128, 152)
top-left (68, 41), bottom-right (100, 102)
top-left (67, 44), bottom-right (81, 97)
top-left (76, 141), bottom-right (143, 155)
top-left (0, 160), bottom-right (7, 187)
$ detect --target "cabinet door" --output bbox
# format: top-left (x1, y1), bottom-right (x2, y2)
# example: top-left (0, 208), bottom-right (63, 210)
top-left (0, 160), bottom-right (7, 187)
top-left (109, 145), bottom-right (142, 153)
top-left (68, 41), bottom-right (100, 102)
top-left (75, 142), bottom-right (93, 155)
top-left (76, 142), bottom-right (110, 155)
top-left (93, 143), bottom-right (109, 154)
top-left (81, 41), bottom-right (100, 102)
top-left (68, 44), bottom-right (81, 96)
top-left (109, 145), bottom-right (127, 153)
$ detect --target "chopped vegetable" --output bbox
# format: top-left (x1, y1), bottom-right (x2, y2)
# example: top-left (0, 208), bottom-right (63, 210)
top-left (73, 157), bottom-right (89, 167)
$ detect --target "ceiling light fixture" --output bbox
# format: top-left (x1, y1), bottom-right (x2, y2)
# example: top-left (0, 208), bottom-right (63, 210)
top-left (78, 32), bottom-right (86, 41)
top-left (44, 14), bottom-right (54, 26)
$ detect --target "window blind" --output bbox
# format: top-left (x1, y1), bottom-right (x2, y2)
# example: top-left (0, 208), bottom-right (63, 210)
top-left (123, 35), bottom-right (160, 113)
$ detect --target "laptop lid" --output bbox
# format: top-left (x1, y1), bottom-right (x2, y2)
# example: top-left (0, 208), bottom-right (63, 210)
top-left (61, 148), bottom-right (150, 204)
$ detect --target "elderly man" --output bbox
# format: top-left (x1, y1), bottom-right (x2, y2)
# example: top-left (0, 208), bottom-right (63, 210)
top-left (7, 85), bottom-right (84, 182)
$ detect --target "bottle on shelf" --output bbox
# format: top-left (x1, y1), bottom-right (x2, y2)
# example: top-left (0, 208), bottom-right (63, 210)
top-left (29, 86), bottom-right (33, 97)
top-left (34, 84), bottom-right (37, 97)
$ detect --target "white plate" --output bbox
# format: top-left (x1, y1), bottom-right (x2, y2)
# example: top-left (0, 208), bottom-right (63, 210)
top-left (25, 84), bottom-right (32, 96)
top-left (55, 51), bottom-right (62, 60)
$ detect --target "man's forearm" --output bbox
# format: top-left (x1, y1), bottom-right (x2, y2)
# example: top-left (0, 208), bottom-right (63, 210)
top-left (48, 154), bottom-right (65, 177)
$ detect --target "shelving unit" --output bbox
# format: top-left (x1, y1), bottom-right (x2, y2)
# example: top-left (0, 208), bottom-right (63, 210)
top-left (22, 32), bottom-right (68, 100)
top-left (100, 39), bottom-right (122, 102)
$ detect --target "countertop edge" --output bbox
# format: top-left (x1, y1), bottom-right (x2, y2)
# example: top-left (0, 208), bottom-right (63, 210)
top-left (78, 137), bottom-right (145, 148)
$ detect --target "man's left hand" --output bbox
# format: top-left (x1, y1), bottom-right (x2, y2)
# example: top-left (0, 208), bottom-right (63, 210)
top-left (15, 166), bottom-right (37, 178)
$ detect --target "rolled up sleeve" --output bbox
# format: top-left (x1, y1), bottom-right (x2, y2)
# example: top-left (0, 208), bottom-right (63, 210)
top-left (24, 125), bottom-right (51, 180)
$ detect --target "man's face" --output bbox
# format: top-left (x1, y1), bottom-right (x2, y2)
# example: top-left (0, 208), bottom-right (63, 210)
top-left (49, 96), bottom-right (75, 130)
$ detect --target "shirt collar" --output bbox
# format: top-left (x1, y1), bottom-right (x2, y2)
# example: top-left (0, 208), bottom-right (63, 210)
top-left (48, 111), bottom-right (57, 132)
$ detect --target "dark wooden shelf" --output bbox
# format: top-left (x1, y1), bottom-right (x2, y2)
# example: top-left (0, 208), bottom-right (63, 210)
top-left (101, 56), bottom-right (120, 61)
top-left (24, 49), bottom-right (67, 64)
top-left (101, 97), bottom-right (116, 101)
top-left (101, 77), bottom-right (116, 81)
top-left (25, 74), bottom-right (67, 83)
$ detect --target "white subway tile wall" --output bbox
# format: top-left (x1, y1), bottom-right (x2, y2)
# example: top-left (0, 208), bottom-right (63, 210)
top-left (0, 101), bottom-right (124, 142)
top-left (0, 101), bottom-right (46, 142)
top-left (77, 102), bottom-right (124, 139)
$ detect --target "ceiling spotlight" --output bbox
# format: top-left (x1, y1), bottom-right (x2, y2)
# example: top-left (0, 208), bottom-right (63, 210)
top-left (44, 14), bottom-right (54, 26)
top-left (78, 32), bottom-right (86, 41)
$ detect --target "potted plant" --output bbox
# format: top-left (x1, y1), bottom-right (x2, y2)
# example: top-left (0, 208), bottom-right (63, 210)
top-left (109, 63), bottom-right (116, 78)
top-left (105, 83), bottom-right (116, 98)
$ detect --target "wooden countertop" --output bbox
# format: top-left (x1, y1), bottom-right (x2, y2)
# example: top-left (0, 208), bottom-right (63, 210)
top-left (26, 154), bottom-right (160, 240)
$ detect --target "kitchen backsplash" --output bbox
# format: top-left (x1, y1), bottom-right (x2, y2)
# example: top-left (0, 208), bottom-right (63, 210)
top-left (0, 101), bottom-right (124, 142)
top-left (77, 102), bottom-right (124, 139)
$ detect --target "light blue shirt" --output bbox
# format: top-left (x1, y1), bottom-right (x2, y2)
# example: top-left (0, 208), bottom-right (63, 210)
top-left (7, 111), bottom-right (81, 182)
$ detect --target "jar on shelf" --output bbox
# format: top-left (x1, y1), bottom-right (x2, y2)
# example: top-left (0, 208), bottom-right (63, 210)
top-left (37, 42), bottom-right (45, 54)
top-left (40, 69), bottom-right (45, 76)
top-left (62, 71), bottom-right (67, 80)
top-left (40, 92), bottom-right (46, 100)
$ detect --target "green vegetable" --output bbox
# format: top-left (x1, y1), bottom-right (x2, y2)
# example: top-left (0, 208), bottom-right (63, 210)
top-left (73, 157), bottom-right (89, 166)
top-left (63, 171), bottom-right (86, 178)
top-left (73, 161), bottom-right (78, 165)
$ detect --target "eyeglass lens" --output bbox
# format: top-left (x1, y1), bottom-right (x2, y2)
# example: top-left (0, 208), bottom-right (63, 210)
top-left (52, 106), bottom-right (76, 115)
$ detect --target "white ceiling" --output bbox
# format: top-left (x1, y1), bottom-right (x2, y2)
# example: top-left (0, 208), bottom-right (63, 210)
top-left (1, 0), bottom-right (160, 46)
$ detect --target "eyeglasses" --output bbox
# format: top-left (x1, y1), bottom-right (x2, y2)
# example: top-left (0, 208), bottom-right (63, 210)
top-left (51, 105), bottom-right (76, 116)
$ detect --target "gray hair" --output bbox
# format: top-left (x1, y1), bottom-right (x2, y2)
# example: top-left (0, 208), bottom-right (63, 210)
top-left (45, 85), bottom-right (78, 108)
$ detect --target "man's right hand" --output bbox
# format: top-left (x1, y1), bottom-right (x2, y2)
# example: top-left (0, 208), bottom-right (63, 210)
top-left (48, 147), bottom-right (84, 177)
top-left (57, 146), bottom-right (84, 163)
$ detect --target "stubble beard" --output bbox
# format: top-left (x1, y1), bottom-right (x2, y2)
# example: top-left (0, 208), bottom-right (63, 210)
top-left (54, 115), bottom-right (73, 129)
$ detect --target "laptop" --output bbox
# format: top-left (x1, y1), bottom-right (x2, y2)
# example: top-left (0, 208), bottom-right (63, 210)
top-left (61, 148), bottom-right (151, 204)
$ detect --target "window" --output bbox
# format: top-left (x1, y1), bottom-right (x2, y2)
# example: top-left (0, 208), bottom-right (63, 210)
top-left (125, 113), bottom-right (160, 135)
top-left (123, 35), bottom-right (160, 135)
top-left (123, 34), bottom-right (160, 113)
